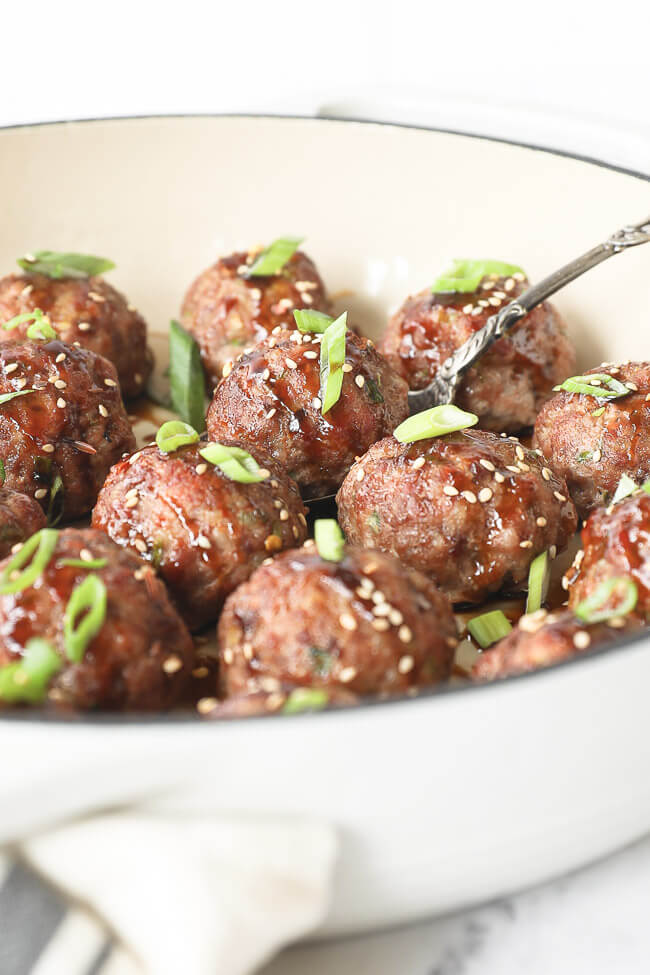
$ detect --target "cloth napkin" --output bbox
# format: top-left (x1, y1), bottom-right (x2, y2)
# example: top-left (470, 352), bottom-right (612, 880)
top-left (0, 811), bottom-right (337, 975)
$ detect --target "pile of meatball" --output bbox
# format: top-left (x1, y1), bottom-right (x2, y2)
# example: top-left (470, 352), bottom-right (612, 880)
top-left (0, 243), bottom-right (647, 718)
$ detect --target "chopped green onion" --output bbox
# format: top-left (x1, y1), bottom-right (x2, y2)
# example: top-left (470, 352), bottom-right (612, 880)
top-left (393, 404), bottom-right (478, 444)
top-left (431, 259), bottom-right (525, 294)
top-left (612, 473), bottom-right (638, 504)
top-left (199, 442), bottom-right (270, 483)
top-left (59, 557), bottom-right (107, 569)
top-left (283, 687), bottom-right (329, 714)
top-left (3, 308), bottom-right (57, 340)
top-left (0, 458), bottom-right (4, 486)
top-left (314, 519), bottom-right (345, 562)
top-left (47, 473), bottom-right (64, 527)
top-left (643, 481), bottom-right (650, 495)
top-left (63, 574), bottom-right (108, 663)
top-left (0, 389), bottom-right (35, 407)
top-left (525, 551), bottom-right (550, 614)
top-left (247, 237), bottom-right (303, 277)
top-left (169, 320), bottom-right (206, 432)
top-left (319, 311), bottom-right (347, 413)
top-left (591, 407), bottom-right (606, 417)
top-left (0, 528), bottom-right (58, 595)
top-left (557, 374), bottom-right (629, 399)
top-left (467, 610), bottom-right (512, 649)
top-left (155, 420), bottom-right (200, 454)
top-left (0, 638), bottom-right (62, 704)
top-left (365, 377), bottom-right (384, 404)
top-left (293, 309), bottom-right (333, 333)
top-left (17, 251), bottom-right (115, 279)
top-left (27, 319), bottom-right (57, 341)
top-left (574, 576), bottom-right (638, 624)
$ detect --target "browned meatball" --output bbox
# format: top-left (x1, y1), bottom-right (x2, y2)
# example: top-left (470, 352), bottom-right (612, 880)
top-left (92, 440), bottom-right (308, 630)
top-left (534, 362), bottom-right (650, 519)
top-left (181, 249), bottom-right (330, 388)
top-left (207, 329), bottom-right (409, 497)
top-left (337, 429), bottom-right (577, 603)
top-left (566, 490), bottom-right (650, 616)
top-left (381, 271), bottom-right (575, 433)
top-left (0, 341), bottom-right (135, 520)
top-left (218, 540), bottom-right (458, 697)
top-left (0, 488), bottom-right (47, 559)
top-left (0, 273), bottom-right (152, 399)
top-left (0, 528), bottom-right (194, 711)
top-left (471, 608), bottom-right (642, 681)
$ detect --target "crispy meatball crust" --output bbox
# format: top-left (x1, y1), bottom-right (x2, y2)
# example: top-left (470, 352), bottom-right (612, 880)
top-left (0, 528), bottom-right (194, 711)
top-left (0, 488), bottom-right (46, 559)
top-left (534, 362), bottom-right (650, 519)
top-left (207, 329), bottom-right (409, 497)
top-left (181, 250), bottom-right (331, 389)
top-left (0, 341), bottom-right (135, 520)
top-left (92, 441), bottom-right (308, 630)
top-left (0, 273), bottom-right (152, 399)
top-left (218, 541), bottom-right (458, 697)
top-left (381, 272), bottom-right (575, 433)
top-left (471, 608), bottom-right (642, 681)
top-left (336, 429), bottom-right (577, 603)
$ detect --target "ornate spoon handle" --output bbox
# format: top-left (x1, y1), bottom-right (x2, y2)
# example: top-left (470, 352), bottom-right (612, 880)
top-left (407, 215), bottom-right (650, 414)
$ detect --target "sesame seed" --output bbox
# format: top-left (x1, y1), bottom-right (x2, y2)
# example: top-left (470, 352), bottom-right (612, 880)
top-left (54, 379), bottom-right (66, 389)
top-left (608, 617), bottom-right (627, 629)
top-left (519, 610), bottom-right (548, 633)
top-left (562, 576), bottom-right (570, 591)
top-left (279, 509), bottom-right (289, 521)
top-left (519, 540), bottom-right (533, 548)
top-left (626, 382), bottom-right (638, 391)
top-left (411, 456), bottom-right (425, 470)
top-left (98, 404), bottom-right (108, 417)
top-left (192, 665), bottom-right (209, 678)
top-left (78, 322), bottom-right (91, 331)
top-left (515, 445), bottom-right (525, 460)
top-left (342, 363), bottom-right (353, 373)
top-left (513, 272), bottom-right (526, 282)
top-left (5, 363), bottom-right (18, 375)
top-left (195, 463), bottom-right (208, 475)
top-left (388, 608), bottom-right (403, 626)
top-left (285, 357), bottom-right (297, 370)
top-left (311, 397), bottom-right (322, 410)
top-left (222, 361), bottom-right (233, 378)
top-left (517, 462), bottom-right (530, 473)
top-left (56, 397), bottom-right (66, 409)
top-left (470, 306), bottom-right (482, 316)
top-left (339, 613), bottom-right (357, 631)
top-left (480, 460), bottom-right (496, 473)
top-left (506, 465), bottom-right (520, 474)
top-left (104, 378), bottom-right (117, 387)
top-left (373, 602), bottom-right (391, 617)
top-left (21, 284), bottom-right (33, 296)
top-left (462, 303), bottom-right (473, 313)
top-left (493, 291), bottom-right (507, 299)
top-left (134, 567), bottom-right (147, 581)
top-left (478, 299), bottom-right (490, 308)
top-left (488, 296), bottom-right (502, 306)
top-left (356, 468), bottom-right (365, 482)
top-left (134, 539), bottom-right (147, 553)
top-left (443, 485), bottom-right (459, 496)
top-left (88, 291), bottom-right (105, 302)
top-left (461, 490), bottom-right (477, 503)
top-left (542, 467), bottom-right (552, 481)
top-left (554, 491), bottom-right (567, 502)
top-left (504, 278), bottom-right (515, 291)
top-left (536, 516), bottom-right (547, 527)
top-left (15, 378), bottom-right (27, 390)
top-left (355, 375), bottom-right (365, 388)
top-left (339, 666), bottom-right (357, 683)
top-left (593, 449), bottom-right (602, 462)
top-left (371, 590), bottom-right (386, 604)
top-left (372, 618), bottom-right (390, 631)
top-left (124, 495), bottom-right (139, 509)
top-left (163, 656), bottom-right (183, 674)
top-left (42, 443), bottom-right (55, 453)
top-left (266, 408), bottom-right (277, 419)
top-left (197, 697), bottom-right (218, 715)
top-left (261, 368), bottom-right (270, 381)
top-left (265, 534), bottom-right (282, 553)
top-left (197, 535), bottom-right (211, 549)
top-left (56, 353), bottom-right (66, 363)
top-left (398, 654), bottom-right (414, 673)
top-left (304, 350), bottom-right (318, 359)
top-left (10, 542), bottom-right (23, 554)
top-left (398, 625), bottom-right (413, 644)
top-left (34, 488), bottom-right (48, 499)
top-left (298, 513), bottom-right (307, 526)
top-left (243, 642), bottom-right (254, 660)
top-left (494, 471), bottom-right (505, 483)
top-left (549, 545), bottom-right (557, 559)
top-left (478, 487), bottom-right (493, 502)
top-left (573, 631), bottom-right (591, 649)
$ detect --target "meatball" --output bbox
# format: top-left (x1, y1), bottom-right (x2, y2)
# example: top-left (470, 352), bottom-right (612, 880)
top-left (0, 528), bottom-right (194, 711)
top-left (336, 429), bottom-right (577, 603)
top-left (92, 439), bottom-right (308, 630)
top-left (0, 272), bottom-right (152, 398)
top-left (0, 341), bottom-right (135, 520)
top-left (380, 270), bottom-right (575, 433)
top-left (181, 249), bottom-right (330, 388)
top-left (218, 540), bottom-right (458, 697)
top-left (534, 362), bottom-right (650, 519)
top-left (471, 608), bottom-right (642, 681)
top-left (0, 488), bottom-right (46, 559)
top-left (207, 329), bottom-right (409, 497)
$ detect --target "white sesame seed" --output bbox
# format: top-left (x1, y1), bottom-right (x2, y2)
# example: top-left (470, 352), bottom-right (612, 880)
top-left (504, 278), bottom-right (515, 291)
top-left (608, 617), bottom-right (627, 629)
top-left (243, 642), bottom-right (254, 660)
top-left (15, 378), bottom-right (27, 390)
top-left (480, 459), bottom-right (496, 473)
top-left (56, 397), bottom-right (66, 409)
top-left (513, 272), bottom-right (526, 282)
top-left (536, 516), bottom-right (547, 527)
top-left (222, 361), bottom-right (233, 378)
top-left (56, 353), bottom-right (66, 363)
top-left (194, 463), bottom-right (208, 475)
top-left (304, 350), bottom-right (318, 359)
top-left (517, 462), bottom-right (531, 473)
top-left (478, 299), bottom-right (490, 308)
top-left (197, 535), bottom-right (211, 549)
top-left (519, 540), bottom-right (533, 548)
top-left (478, 487), bottom-right (493, 502)
top-left (398, 653), bottom-right (414, 673)
top-left (197, 697), bottom-right (218, 715)
top-left (373, 602), bottom-right (391, 617)
top-left (311, 397), bottom-right (322, 410)
top-left (104, 378), bottom-right (117, 387)
top-left (98, 404), bottom-right (108, 417)
top-left (411, 456), bottom-right (426, 470)
top-left (542, 467), bottom-right (552, 481)
top-left (34, 488), bottom-right (48, 499)
top-left (285, 357), bottom-right (297, 370)
top-left (562, 576), bottom-right (570, 591)
top-left (42, 443), bottom-right (55, 453)
top-left (54, 379), bottom-right (66, 389)
top-left (388, 608), bottom-right (403, 626)
top-left (339, 613), bottom-right (357, 631)
top-left (573, 631), bottom-right (591, 649)
top-left (356, 468), bottom-right (365, 482)
top-left (506, 465), bottom-right (520, 474)
top-left (372, 618), bottom-right (390, 631)
top-left (88, 291), bottom-right (105, 302)
top-left (134, 538), bottom-right (147, 553)
top-left (342, 363), bottom-right (353, 373)
top-left (470, 306), bottom-right (482, 316)
top-left (124, 495), bottom-right (139, 509)
top-left (593, 449), bottom-right (602, 462)
top-left (549, 545), bottom-right (557, 559)
top-left (462, 304), bottom-right (473, 313)
top-left (461, 490), bottom-right (477, 503)
top-left (494, 471), bottom-right (505, 483)
top-left (443, 485), bottom-right (459, 496)
top-left (339, 666), bottom-right (357, 683)
top-left (355, 375), bottom-right (365, 388)
top-left (626, 382), bottom-right (638, 391)
top-left (10, 542), bottom-right (23, 554)
top-left (163, 656), bottom-right (183, 674)
top-left (78, 322), bottom-right (91, 331)
top-left (5, 363), bottom-right (18, 375)
top-left (21, 284), bottom-right (33, 296)
top-left (488, 296), bottom-right (502, 306)
top-left (266, 408), bottom-right (277, 419)
top-left (398, 625), bottom-right (413, 644)
top-left (554, 491), bottom-right (567, 502)
top-left (279, 509), bottom-right (289, 521)
top-left (515, 445), bottom-right (525, 460)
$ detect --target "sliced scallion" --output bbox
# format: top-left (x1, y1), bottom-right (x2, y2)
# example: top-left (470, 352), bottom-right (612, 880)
top-left (314, 519), bottom-right (345, 562)
top-left (431, 259), bottom-right (524, 294)
top-left (557, 374), bottom-right (629, 399)
top-left (467, 610), bottom-right (512, 649)
top-left (47, 473), bottom-right (64, 527)
top-left (155, 420), bottom-right (200, 454)
top-left (574, 576), bottom-right (638, 624)
top-left (59, 557), bottom-right (107, 569)
top-left (319, 312), bottom-right (347, 414)
top-left (525, 550), bottom-right (550, 614)
top-left (612, 473), bottom-right (638, 505)
top-left (199, 443), bottom-right (270, 483)
top-left (169, 320), bottom-right (206, 433)
top-left (591, 407), bottom-right (606, 417)
top-left (0, 638), bottom-right (62, 704)
top-left (393, 404), bottom-right (478, 444)
top-left (293, 309), bottom-right (333, 333)
top-left (0, 458), bottom-right (4, 485)
top-left (283, 687), bottom-right (329, 714)
top-left (3, 308), bottom-right (57, 341)
top-left (17, 251), bottom-right (115, 279)
top-left (63, 574), bottom-right (108, 663)
top-left (247, 237), bottom-right (303, 277)
top-left (0, 389), bottom-right (35, 407)
top-left (0, 528), bottom-right (59, 595)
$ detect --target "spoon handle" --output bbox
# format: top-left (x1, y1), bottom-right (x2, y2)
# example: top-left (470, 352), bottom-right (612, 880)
top-left (407, 215), bottom-right (650, 413)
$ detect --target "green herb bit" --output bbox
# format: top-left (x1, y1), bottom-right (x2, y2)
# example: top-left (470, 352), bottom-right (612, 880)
top-left (0, 458), bottom-right (4, 486)
top-left (365, 377), bottom-right (384, 404)
top-left (0, 389), bottom-right (35, 407)
top-left (591, 407), bottom-right (606, 417)
top-left (309, 647), bottom-right (332, 677)
top-left (282, 687), bottom-right (329, 714)
top-left (0, 528), bottom-right (59, 595)
top-left (156, 420), bottom-right (200, 454)
top-left (393, 404), bottom-right (478, 444)
top-left (612, 473), bottom-right (638, 505)
top-left (574, 576), bottom-right (638, 624)
top-left (467, 610), bottom-right (512, 649)
top-left (557, 373), bottom-right (629, 399)
top-left (47, 473), bottom-right (64, 527)
top-left (431, 259), bottom-right (525, 294)
top-left (169, 320), bottom-right (206, 433)
top-left (63, 574), bottom-right (108, 663)
top-left (17, 251), bottom-right (115, 279)
top-left (247, 237), bottom-right (303, 277)
top-left (525, 551), bottom-right (550, 615)
top-left (3, 307), bottom-right (57, 341)
top-left (59, 557), bottom-right (108, 569)
top-left (293, 309), bottom-right (333, 333)
top-left (199, 443), bottom-right (270, 483)
top-left (314, 519), bottom-right (345, 562)
top-left (319, 312), bottom-right (347, 414)
top-left (0, 638), bottom-right (62, 704)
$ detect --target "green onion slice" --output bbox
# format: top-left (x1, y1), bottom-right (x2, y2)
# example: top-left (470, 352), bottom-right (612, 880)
top-left (293, 309), bottom-right (334, 333)
top-left (557, 374), bottom-right (630, 399)
top-left (3, 308), bottom-right (57, 341)
top-left (283, 687), bottom-right (329, 714)
top-left (0, 638), bottom-right (62, 704)
top-left (0, 389), bottom-right (35, 407)
top-left (467, 609), bottom-right (512, 649)
top-left (247, 237), bottom-right (303, 277)
top-left (63, 574), bottom-right (108, 663)
top-left (612, 473), bottom-right (638, 505)
top-left (574, 576), bottom-right (638, 624)
top-left (59, 557), bottom-right (107, 569)
top-left (431, 259), bottom-right (525, 294)
top-left (199, 443), bottom-right (270, 483)
top-left (591, 407), bottom-right (606, 417)
top-left (319, 312), bottom-right (347, 414)
top-left (525, 551), bottom-right (550, 614)
top-left (47, 473), bottom-right (64, 527)
top-left (314, 519), bottom-right (345, 562)
top-left (0, 528), bottom-right (59, 595)
top-left (17, 251), bottom-right (115, 279)
top-left (155, 420), bottom-right (200, 454)
top-left (169, 320), bottom-right (206, 433)
top-left (643, 481), bottom-right (650, 495)
top-left (393, 404), bottom-right (478, 444)
top-left (0, 458), bottom-right (4, 486)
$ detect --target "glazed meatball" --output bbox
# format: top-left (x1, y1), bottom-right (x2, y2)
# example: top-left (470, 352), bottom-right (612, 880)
top-left (471, 608), bottom-right (642, 681)
top-left (218, 541), bottom-right (458, 697)
top-left (0, 273), bottom-right (152, 398)
top-left (566, 490), bottom-right (650, 616)
top-left (181, 249), bottom-right (330, 388)
top-left (92, 440), bottom-right (308, 630)
top-left (0, 528), bottom-right (194, 711)
top-left (337, 429), bottom-right (577, 603)
top-left (0, 488), bottom-right (46, 559)
top-left (534, 362), bottom-right (650, 519)
top-left (381, 270), bottom-right (575, 433)
top-left (207, 329), bottom-right (409, 497)
top-left (0, 341), bottom-right (135, 520)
